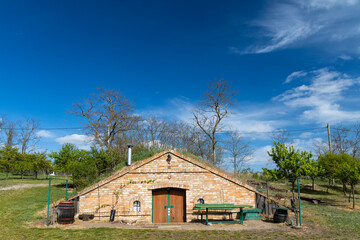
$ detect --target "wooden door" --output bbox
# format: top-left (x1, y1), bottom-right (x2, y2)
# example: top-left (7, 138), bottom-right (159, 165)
top-left (153, 189), bottom-right (168, 223)
top-left (152, 188), bottom-right (186, 223)
top-left (169, 188), bottom-right (186, 223)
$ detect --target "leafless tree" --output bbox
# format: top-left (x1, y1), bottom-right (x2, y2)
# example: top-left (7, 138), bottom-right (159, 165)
top-left (225, 130), bottom-right (253, 174)
top-left (71, 88), bottom-right (137, 151)
top-left (332, 125), bottom-right (352, 154)
top-left (270, 129), bottom-right (291, 146)
top-left (145, 116), bottom-right (164, 149)
top-left (350, 123), bottom-right (360, 158)
top-left (314, 139), bottom-right (329, 156)
top-left (193, 79), bottom-right (237, 165)
top-left (18, 118), bottom-right (40, 154)
top-left (3, 120), bottom-right (17, 147)
top-left (0, 116), bottom-right (3, 133)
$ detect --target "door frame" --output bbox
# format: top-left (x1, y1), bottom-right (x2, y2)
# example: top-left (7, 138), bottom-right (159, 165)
top-left (152, 188), bottom-right (186, 223)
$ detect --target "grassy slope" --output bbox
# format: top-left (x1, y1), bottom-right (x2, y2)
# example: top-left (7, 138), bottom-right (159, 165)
top-left (1, 167), bottom-right (359, 239)
top-left (0, 182), bottom-right (334, 240)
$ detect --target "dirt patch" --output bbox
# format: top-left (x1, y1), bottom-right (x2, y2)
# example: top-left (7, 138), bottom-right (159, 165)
top-left (30, 218), bottom-right (298, 232)
top-left (0, 184), bottom-right (48, 191)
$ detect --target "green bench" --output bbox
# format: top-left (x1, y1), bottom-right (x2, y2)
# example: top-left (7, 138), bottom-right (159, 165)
top-left (193, 204), bottom-right (253, 225)
top-left (242, 208), bottom-right (262, 220)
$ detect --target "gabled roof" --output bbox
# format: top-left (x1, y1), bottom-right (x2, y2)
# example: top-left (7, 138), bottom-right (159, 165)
top-left (71, 150), bottom-right (258, 199)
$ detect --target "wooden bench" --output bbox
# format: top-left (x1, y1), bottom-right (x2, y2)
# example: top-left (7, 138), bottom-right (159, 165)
top-left (193, 204), bottom-right (252, 225)
top-left (242, 208), bottom-right (262, 220)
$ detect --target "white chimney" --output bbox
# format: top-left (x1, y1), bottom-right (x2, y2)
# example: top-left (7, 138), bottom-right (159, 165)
top-left (127, 144), bottom-right (133, 166)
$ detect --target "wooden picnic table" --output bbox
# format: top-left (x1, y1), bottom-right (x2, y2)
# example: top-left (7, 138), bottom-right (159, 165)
top-left (193, 204), bottom-right (253, 225)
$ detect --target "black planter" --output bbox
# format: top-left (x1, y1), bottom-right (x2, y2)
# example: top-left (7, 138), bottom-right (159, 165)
top-left (57, 201), bottom-right (75, 224)
top-left (273, 208), bottom-right (288, 223)
top-left (110, 209), bottom-right (116, 222)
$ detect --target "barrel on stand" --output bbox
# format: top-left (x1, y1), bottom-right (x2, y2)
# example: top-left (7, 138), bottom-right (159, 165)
top-left (57, 201), bottom-right (75, 224)
top-left (273, 207), bottom-right (288, 223)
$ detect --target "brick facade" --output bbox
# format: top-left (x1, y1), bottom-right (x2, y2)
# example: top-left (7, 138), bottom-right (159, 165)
top-left (74, 150), bottom-right (257, 223)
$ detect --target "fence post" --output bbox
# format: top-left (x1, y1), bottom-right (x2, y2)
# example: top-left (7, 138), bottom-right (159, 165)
top-left (46, 177), bottom-right (52, 227)
top-left (266, 179), bottom-right (269, 215)
top-left (297, 178), bottom-right (302, 226)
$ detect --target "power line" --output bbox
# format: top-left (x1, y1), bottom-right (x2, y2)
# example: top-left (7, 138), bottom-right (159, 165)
top-left (0, 126), bottom-right (327, 135)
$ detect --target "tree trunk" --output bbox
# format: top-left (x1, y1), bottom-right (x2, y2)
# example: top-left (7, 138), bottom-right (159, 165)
top-left (349, 186), bottom-right (352, 203)
top-left (21, 171), bottom-right (24, 179)
top-left (327, 179), bottom-right (331, 193)
top-left (35, 171), bottom-right (38, 180)
top-left (353, 184), bottom-right (355, 209)
top-left (6, 172), bottom-right (9, 179)
top-left (343, 182), bottom-right (347, 196)
top-left (233, 157), bottom-right (236, 175)
top-left (312, 178), bottom-right (315, 191)
top-left (212, 145), bottom-right (216, 165)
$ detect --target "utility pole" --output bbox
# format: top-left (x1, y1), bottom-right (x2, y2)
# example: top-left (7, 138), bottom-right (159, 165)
top-left (327, 123), bottom-right (332, 153)
top-left (327, 123), bottom-right (335, 186)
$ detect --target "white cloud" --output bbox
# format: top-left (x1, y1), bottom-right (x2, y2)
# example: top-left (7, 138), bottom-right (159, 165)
top-left (242, 0), bottom-right (360, 54)
top-left (284, 71), bottom-right (308, 84)
top-left (274, 68), bottom-right (360, 123)
top-left (339, 55), bottom-right (353, 60)
top-left (55, 134), bottom-right (94, 150)
top-left (292, 137), bottom-right (325, 155)
top-left (36, 130), bottom-right (53, 138)
top-left (141, 97), bottom-right (288, 140)
top-left (299, 132), bottom-right (313, 138)
top-left (224, 111), bottom-right (279, 135)
top-left (297, 0), bottom-right (358, 10)
top-left (248, 145), bottom-right (274, 166)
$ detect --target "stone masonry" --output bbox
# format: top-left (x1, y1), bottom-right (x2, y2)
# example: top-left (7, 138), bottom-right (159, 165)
top-left (74, 150), bottom-right (257, 223)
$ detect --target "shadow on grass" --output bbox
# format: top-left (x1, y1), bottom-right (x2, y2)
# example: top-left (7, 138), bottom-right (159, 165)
top-left (300, 187), bottom-right (336, 196)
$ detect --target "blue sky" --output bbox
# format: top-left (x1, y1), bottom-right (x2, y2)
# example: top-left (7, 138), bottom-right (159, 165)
top-left (1, 0), bottom-right (360, 171)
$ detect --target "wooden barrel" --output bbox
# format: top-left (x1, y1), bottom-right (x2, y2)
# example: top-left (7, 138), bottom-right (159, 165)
top-left (273, 208), bottom-right (288, 223)
top-left (57, 201), bottom-right (75, 224)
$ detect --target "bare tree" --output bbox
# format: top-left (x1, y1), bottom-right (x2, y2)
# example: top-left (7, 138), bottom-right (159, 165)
top-left (145, 116), bottom-right (163, 150)
top-left (3, 120), bottom-right (17, 147)
top-left (332, 125), bottom-right (352, 154)
top-left (0, 116), bottom-right (3, 133)
top-left (350, 123), bottom-right (360, 158)
top-left (314, 139), bottom-right (329, 156)
top-left (193, 79), bottom-right (237, 165)
top-left (71, 88), bottom-right (137, 151)
top-left (18, 118), bottom-right (40, 154)
top-left (270, 129), bottom-right (291, 146)
top-left (225, 130), bottom-right (253, 174)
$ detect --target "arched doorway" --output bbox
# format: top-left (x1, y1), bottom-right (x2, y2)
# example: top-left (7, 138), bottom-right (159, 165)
top-left (152, 188), bottom-right (186, 223)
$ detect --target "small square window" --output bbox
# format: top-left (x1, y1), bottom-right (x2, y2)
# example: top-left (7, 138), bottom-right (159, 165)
top-left (133, 201), bottom-right (141, 212)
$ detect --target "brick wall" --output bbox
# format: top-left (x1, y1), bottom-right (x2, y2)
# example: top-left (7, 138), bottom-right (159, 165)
top-left (78, 152), bottom-right (256, 223)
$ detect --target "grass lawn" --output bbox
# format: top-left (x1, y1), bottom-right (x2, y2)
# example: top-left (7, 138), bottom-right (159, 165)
top-left (0, 178), bottom-right (359, 239)
top-left (0, 172), bottom-right (71, 188)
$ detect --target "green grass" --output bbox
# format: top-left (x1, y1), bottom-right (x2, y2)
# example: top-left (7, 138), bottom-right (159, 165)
top-left (0, 176), bottom-right (359, 239)
top-left (303, 202), bottom-right (360, 234)
top-left (0, 172), bottom-right (71, 188)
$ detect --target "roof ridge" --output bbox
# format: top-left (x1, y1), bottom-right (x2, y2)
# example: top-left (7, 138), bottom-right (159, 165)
top-left (71, 149), bottom-right (259, 199)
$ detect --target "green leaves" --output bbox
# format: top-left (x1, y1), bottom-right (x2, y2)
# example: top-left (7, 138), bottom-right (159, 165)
top-left (319, 153), bottom-right (360, 185)
top-left (49, 143), bottom-right (113, 189)
top-left (264, 142), bottom-right (313, 182)
top-left (0, 145), bottom-right (19, 177)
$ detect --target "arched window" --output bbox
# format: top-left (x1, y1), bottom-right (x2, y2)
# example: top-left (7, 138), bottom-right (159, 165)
top-left (197, 198), bottom-right (205, 204)
top-left (133, 201), bottom-right (141, 212)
